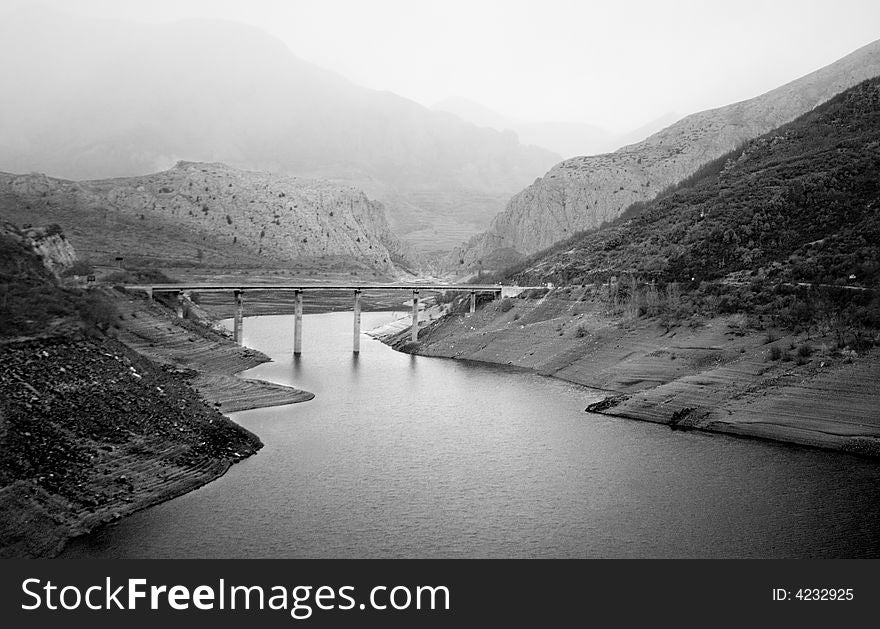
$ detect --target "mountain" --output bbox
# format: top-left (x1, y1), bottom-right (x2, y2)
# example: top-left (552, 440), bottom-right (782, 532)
top-left (0, 6), bottom-right (559, 255)
top-left (433, 97), bottom-right (681, 160)
top-left (452, 38), bottom-right (880, 270)
top-left (0, 162), bottom-right (407, 272)
top-left (612, 113), bottom-right (683, 150)
top-left (431, 96), bottom-right (517, 132)
top-left (504, 77), bottom-right (880, 290)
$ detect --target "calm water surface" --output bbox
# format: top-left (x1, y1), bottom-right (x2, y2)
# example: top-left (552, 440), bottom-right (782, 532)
top-left (63, 312), bottom-right (880, 558)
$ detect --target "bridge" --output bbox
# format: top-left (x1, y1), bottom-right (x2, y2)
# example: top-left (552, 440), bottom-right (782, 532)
top-left (124, 283), bottom-right (537, 354)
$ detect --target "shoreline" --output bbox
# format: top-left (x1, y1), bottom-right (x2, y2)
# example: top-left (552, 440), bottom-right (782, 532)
top-left (115, 293), bottom-right (315, 411)
top-left (7, 290), bottom-right (875, 557)
top-left (1, 290), bottom-right (315, 558)
top-left (378, 289), bottom-right (880, 458)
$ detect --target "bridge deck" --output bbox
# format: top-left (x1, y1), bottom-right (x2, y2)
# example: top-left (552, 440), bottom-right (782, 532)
top-left (125, 283), bottom-right (539, 293)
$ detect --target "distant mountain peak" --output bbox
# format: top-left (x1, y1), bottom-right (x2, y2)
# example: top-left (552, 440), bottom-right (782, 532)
top-left (0, 7), bottom-right (559, 255)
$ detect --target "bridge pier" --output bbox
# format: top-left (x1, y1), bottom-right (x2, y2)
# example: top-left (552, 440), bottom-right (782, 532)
top-left (294, 289), bottom-right (303, 355)
top-left (469, 290), bottom-right (476, 314)
top-left (353, 289), bottom-right (361, 353)
top-left (175, 291), bottom-right (184, 318)
top-left (233, 290), bottom-right (244, 344)
top-left (411, 289), bottom-right (420, 343)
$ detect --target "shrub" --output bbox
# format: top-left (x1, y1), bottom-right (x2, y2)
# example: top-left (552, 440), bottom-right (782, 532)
top-left (520, 288), bottom-right (549, 299)
top-left (498, 298), bottom-right (514, 313)
top-left (103, 268), bottom-right (176, 285)
top-left (435, 290), bottom-right (465, 305)
top-left (62, 260), bottom-right (94, 277)
top-left (769, 345), bottom-right (782, 360)
top-left (575, 324), bottom-right (588, 338)
top-left (797, 343), bottom-right (813, 358)
top-left (75, 292), bottom-right (118, 331)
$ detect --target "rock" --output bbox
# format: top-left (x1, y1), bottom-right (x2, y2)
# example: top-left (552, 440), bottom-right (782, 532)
top-left (22, 224), bottom-right (77, 276)
top-left (0, 161), bottom-right (409, 271)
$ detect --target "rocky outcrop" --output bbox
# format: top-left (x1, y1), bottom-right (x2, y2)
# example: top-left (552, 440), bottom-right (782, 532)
top-left (0, 162), bottom-right (408, 271)
top-left (453, 38), bottom-right (880, 269)
top-left (22, 224), bottom-right (77, 276)
top-left (0, 221), bottom-right (76, 278)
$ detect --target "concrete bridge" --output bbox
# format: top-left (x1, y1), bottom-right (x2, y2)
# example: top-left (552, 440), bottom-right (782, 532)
top-left (125, 283), bottom-right (537, 354)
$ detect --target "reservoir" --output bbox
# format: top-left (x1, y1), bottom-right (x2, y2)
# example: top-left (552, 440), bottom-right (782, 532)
top-left (63, 312), bottom-right (880, 558)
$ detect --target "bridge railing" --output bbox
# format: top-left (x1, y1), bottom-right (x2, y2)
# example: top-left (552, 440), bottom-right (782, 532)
top-left (124, 283), bottom-right (544, 353)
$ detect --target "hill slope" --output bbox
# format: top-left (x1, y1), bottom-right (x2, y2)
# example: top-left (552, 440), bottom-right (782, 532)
top-left (507, 77), bottom-right (880, 291)
top-left (0, 6), bottom-right (559, 254)
top-left (453, 38), bottom-right (880, 269)
top-left (0, 162), bottom-right (407, 272)
top-left (0, 223), bottom-right (272, 557)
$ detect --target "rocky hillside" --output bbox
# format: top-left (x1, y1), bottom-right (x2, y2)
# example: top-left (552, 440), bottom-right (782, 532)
top-left (504, 77), bottom-right (880, 291)
top-left (18, 224), bottom-right (77, 276)
top-left (453, 38), bottom-right (880, 269)
top-left (0, 221), bottom-right (305, 557)
top-left (0, 221), bottom-right (108, 339)
top-left (0, 334), bottom-right (262, 558)
top-left (0, 162), bottom-right (407, 271)
top-left (0, 6), bottom-right (559, 254)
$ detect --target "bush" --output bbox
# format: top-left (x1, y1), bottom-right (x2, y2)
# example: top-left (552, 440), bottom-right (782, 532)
top-left (103, 268), bottom-right (177, 285)
top-left (575, 324), bottom-right (588, 338)
top-left (520, 288), bottom-right (549, 299)
top-left (797, 343), bottom-right (813, 358)
top-left (769, 345), bottom-right (782, 360)
top-left (498, 298), bottom-right (514, 313)
top-left (75, 292), bottom-right (118, 331)
top-left (435, 290), bottom-right (465, 305)
top-left (61, 260), bottom-right (94, 277)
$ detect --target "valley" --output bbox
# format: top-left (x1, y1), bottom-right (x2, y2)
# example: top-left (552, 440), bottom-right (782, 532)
top-left (1, 3), bottom-right (879, 563)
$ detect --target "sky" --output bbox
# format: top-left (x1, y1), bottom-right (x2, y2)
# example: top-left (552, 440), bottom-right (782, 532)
top-left (3, 0), bottom-right (880, 133)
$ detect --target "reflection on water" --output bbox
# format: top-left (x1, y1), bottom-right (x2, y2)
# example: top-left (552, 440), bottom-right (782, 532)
top-left (62, 312), bottom-right (880, 558)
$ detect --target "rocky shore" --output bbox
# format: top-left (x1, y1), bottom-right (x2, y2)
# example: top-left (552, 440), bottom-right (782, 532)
top-left (0, 334), bottom-right (264, 558)
top-left (113, 291), bottom-right (314, 411)
top-left (386, 288), bottom-right (880, 457)
top-left (0, 286), bottom-right (314, 557)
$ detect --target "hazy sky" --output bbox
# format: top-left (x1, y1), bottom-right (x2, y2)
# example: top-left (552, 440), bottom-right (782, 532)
top-left (4, 0), bottom-right (880, 132)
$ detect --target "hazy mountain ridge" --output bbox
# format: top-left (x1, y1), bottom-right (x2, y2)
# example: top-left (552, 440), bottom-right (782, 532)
top-left (0, 6), bottom-right (559, 254)
top-left (432, 96), bottom-right (680, 159)
top-left (503, 77), bottom-right (880, 288)
top-left (0, 162), bottom-right (407, 271)
top-left (452, 38), bottom-right (880, 269)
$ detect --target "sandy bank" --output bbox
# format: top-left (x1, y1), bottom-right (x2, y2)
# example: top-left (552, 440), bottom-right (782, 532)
top-left (388, 288), bottom-right (880, 456)
top-left (114, 292), bottom-right (314, 410)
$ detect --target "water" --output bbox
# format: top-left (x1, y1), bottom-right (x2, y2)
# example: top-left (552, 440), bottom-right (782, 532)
top-left (63, 312), bottom-right (880, 558)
